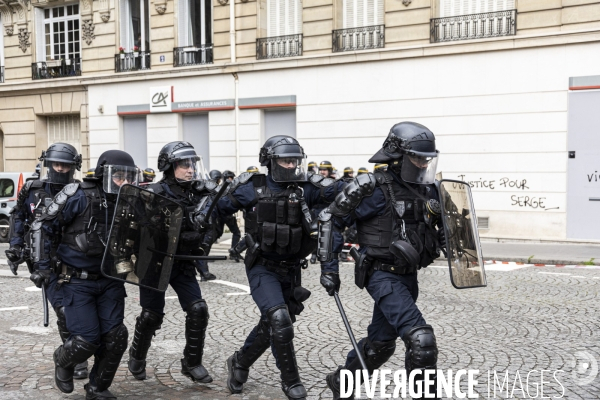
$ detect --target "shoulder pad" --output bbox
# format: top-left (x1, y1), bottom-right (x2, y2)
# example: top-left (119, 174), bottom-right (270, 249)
top-left (374, 171), bottom-right (391, 185)
top-left (327, 173), bottom-right (376, 217)
top-left (79, 181), bottom-right (96, 190)
top-left (39, 182), bottom-right (81, 220)
top-left (229, 172), bottom-right (255, 193)
top-left (309, 174), bottom-right (335, 188)
top-left (146, 182), bottom-right (164, 194)
top-left (63, 182), bottom-right (81, 195)
top-left (30, 180), bottom-right (44, 189)
top-left (309, 174), bottom-right (324, 185)
top-left (14, 180), bottom-right (35, 211)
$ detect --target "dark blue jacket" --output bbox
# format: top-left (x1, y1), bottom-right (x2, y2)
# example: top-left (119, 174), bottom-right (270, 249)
top-left (10, 182), bottom-right (59, 247)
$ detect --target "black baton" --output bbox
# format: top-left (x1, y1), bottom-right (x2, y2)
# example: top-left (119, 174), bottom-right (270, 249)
top-left (41, 284), bottom-right (49, 327)
top-left (333, 291), bottom-right (368, 371)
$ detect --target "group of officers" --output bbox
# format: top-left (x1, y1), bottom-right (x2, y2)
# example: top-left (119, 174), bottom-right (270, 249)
top-left (6, 121), bottom-right (446, 400)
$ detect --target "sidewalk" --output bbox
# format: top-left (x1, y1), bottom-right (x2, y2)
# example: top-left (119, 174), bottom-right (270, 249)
top-left (480, 240), bottom-right (600, 265)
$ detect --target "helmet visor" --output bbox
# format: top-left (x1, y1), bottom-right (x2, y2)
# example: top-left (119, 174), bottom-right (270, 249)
top-left (103, 165), bottom-right (140, 194)
top-left (400, 152), bottom-right (439, 184)
top-left (42, 162), bottom-right (76, 185)
top-left (270, 157), bottom-right (308, 182)
top-left (172, 156), bottom-right (205, 182)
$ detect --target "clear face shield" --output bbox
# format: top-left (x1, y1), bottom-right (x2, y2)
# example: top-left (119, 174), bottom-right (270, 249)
top-left (270, 156), bottom-right (308, 182)
top-left (172, 156), bottom-right (205, 182)
top-left (103, 165), bottom-right (140, 194)
top-left (400, 152), bottom-right (439, 184)
top-left (42, 161), bottom-right (76, 185)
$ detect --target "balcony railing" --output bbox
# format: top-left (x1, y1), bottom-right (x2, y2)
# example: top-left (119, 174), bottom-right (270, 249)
top-left (256, 34), bottom-right (303, 60)
top-left (31, 58), bottom-right (82, 80)
top-left (115, 51), bottom-right (151, 72)
top-left (430, 9), bottom-right (516, 43)
top-left (332, 25), bottom-right (384, 53)
top-left (173, 44), bottom-right (213, 67)
top-left (0, 66), bottom-right (4, 83)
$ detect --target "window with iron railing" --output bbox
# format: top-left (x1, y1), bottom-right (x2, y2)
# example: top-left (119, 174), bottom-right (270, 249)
top-left (115, 51), bottom-right (151, 72)
top-left (175, 0), bottom-right (212, 67)
top-left (431, 0), bottom-right (516, 42)
top-left (31, 58), bottom-right (82, 80)
top-left (257, 34), bottom-right (302, 60)
top-left (333, 0), bottom-right (384, 52)
top-left (117, 0), bottom-right (151, 71)
top-left (173, 45), bottom-right (213, 67)
top-left (257, 0), bottom-right (302, 59)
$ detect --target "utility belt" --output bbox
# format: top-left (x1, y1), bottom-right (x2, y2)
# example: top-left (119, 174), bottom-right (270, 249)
top-left (370, 259), bottom-right (417, 275)
top-left (255, 256), bottom-right (307, 276)
top-left (56, 260), bottom-right (103, 286)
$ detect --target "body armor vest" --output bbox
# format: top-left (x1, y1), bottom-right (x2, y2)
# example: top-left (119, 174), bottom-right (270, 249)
top-left (357, 172), bottom-right (439, 268)
top-left (245, 174), bottom-right (314, 260)
top-left (62, 182), bottom-right (115, 257)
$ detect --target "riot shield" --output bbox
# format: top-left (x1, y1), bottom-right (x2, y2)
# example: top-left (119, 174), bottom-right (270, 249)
top-left (437, 179), bottom-right (487, 289)
top-left (101, 184), bottom-right (183, 292)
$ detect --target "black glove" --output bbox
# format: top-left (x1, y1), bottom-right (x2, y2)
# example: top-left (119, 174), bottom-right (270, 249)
top-left (30, 269), bottom-right (51, 288)
top-left (192, 212), bottom-right (210, 233)
top-left (5, 245), bottom-right (22, 263)
top-left (320, 272), bottom-right (340, 296)
top-left (437, 228), bottom-right (446, 248)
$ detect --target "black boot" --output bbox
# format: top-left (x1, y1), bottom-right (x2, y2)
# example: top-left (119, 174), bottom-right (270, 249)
top-left (268, 305), bottom-right (307, 400)
top-left (181, 300), bottom-right (212, 383)
top-left (84, 383), bottom-right (116, 400)
top-left (128, 309), bottom-right (163, 380)
top-left (54, 336), bottom-right (99, 393)
top-left (309, 253), bottom-right (317, 264)
top-left (226, 317), bottom-right (271, 394)
top-left (54, 306), bottom-right (90, 380)
top-left (92, 324), bottom-right (128, 394)
top-left (326, 366), bottom-right (355, 400)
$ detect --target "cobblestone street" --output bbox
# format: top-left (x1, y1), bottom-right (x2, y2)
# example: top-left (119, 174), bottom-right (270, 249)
top-left (0, 259), bottom-right (598, 399)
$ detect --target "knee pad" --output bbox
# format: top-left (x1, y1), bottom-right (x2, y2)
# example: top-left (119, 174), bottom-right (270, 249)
top-left (402, 325), bottom-right (438, 371)
top-left (267, 304), bottom-right (294, 344)
top-left (102, 323), bottom-right (129, 354)
top-left (137, 309), bottom-right (164, 331)
top-left (186, 299), bottom-right (209, 326)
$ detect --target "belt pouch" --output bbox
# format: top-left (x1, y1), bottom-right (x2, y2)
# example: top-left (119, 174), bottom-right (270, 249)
top-left (260, 222), bottom-right (276, 252)
top-left (276, 199), bottom-right (287, 224)
top-left (276, 224), bottom-right (290, 254)
top-left (289, 226), bottom-right (302, 254)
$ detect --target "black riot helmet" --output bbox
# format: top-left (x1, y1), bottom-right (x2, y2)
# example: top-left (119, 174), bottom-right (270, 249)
top-left (369, 122), bottom-right (439, 184)
top-left (142, 168), bottom-right (156, 183)
top-left (259, 135), bottom-right (307, 182)
top-left (343, 166), bottom-right (354, 178)
top-left (40, 142), bottom-right (82, 185)
top-left (94, 150), bottom-right (139, 194)
top-left (307, 161), bottom-right (317, 173)
top-left (209, 170), bottom-right (222, 184)
top-left (247, 166), bottom-right (259, 173)
top-left (357, 167), bottom-right (368, 176)
top-left (223, 170), bottom-right (235, 182)
top-left (157, 141), bottom-right (207, 183)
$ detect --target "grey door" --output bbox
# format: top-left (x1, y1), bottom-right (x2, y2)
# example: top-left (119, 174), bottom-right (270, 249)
top-left (265, 109), bottom-right (296, 140)
top-left (567, 90), bottom-right (600, 239)
top-left (123, 117), bottom-right (148, 169)
top-left (182, 114), bottom-right (209, 173)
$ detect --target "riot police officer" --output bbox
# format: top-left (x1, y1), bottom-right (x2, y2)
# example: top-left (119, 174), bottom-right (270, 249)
top-left (6, 143), bottom-right (89, 379)
top-left (357, 167), bottom-right (368, 176)
top-left (86, 168), bottom-right (96, 178)
top-left (142, 168), bottom-right (156, 183)
top-left (30, 149), bottom-right (139, 399)
top-left (341, 167), bottom-right (354, 183)
top-left (247, 166), bottom-right (259, 173)
top-left (209, 170), bottom-right (222, 185)
top-left (318, 161), bottom-right (333, 178)
top-left (214, 136), bottom-right (343, 400)
top-left (317, 122), bottom-right (444, 400)
top-left (309, 160), bottom-right (340, 264)
top-left (307, 161), bottom-right (317, 175)
top-left (374, 163), bottom-right (388, 172)
top-left (128, 141), bottom-right (215, 385)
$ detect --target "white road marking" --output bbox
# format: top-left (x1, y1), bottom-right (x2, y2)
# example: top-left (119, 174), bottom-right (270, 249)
top-left (570, 276), bottom-right (587, 278)
top-left (10, 326), bottom-right (52, 335)
top-left (539, 272), bottom-right (572, 276)
top-left (165, 296), bottom-right (178, 299)
top-left (0, 306), bottom-right (29, 311)
top-left (25, 286), bottom-right (42, 292)
top-left (204, 279), bottom-right (250, 293)
top-left (226, 293), bottom-right (250, 296)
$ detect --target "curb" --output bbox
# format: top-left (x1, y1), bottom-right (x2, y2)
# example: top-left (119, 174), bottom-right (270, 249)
top-left (484, 260), bottom-right (600, 269)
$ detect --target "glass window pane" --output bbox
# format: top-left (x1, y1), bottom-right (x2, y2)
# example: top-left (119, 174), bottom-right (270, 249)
top-left (74, 31), bottom-right (79, 40)
top-left (52, 7), bottom-right (58, 18)
top-left (45, 9), bottom-right (50, 19)
top-left (74, 20), bottom-right (79, 29)
top-left (74, 5), bottom-right (79, 14)
top-left (59, 7), bottom-right (64, 17)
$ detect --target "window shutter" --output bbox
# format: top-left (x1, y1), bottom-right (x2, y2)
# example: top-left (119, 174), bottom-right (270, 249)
top-left (119, 0), bottom-right (131, 49)
top-left (343, 0), bottom-right (381, 27)
top-left (267, 0), bottom-right (301, 37)
top-left (48, 115), bottom-right (81, 152)
top-left (0, 18), bottom-right (4, 66)
top-left (440, 0), bottom-right (514, 17)
top-left (178, 0), bottom-right (190, 46)
top-left (35, 7), bottom-right (45, 61)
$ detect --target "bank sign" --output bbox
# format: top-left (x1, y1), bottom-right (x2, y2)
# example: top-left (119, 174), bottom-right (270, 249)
top-left (149, 86), bottom-right (173, 113)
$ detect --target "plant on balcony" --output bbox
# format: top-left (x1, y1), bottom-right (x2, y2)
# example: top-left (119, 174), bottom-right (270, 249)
top-left (119, 46), bottom-right (125, 59)
top-left (133, 46), bottom-right (139, 57)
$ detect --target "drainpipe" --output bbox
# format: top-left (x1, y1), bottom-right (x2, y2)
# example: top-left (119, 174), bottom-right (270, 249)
top-left (233, 72), bottom-right (240, 175)
top-left (230, 0), bottom-right (236, 63)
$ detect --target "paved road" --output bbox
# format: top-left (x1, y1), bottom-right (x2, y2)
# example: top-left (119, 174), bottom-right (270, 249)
top-left (0, 258), bottom-right (598, 399)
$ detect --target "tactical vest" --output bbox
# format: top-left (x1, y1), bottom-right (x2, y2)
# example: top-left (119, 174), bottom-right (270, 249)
top-left (357, 171), bottom-right (439, 268)
top-left (62, 182), bottom-right (115, 258)
top-left (244, 174), bottom-right (315, 260)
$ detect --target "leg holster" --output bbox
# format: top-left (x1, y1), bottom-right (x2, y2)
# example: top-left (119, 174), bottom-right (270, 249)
top-left (236, 316), bottom-right (271, 381)
top-left (183, 299), bottom-right (209, 368)
top-left (268, 305), bottom-right (306, 399)
top-left (129, 308), bottom-right (163, 362)
top-left (54, 306), bottom-right (71, 343)
top-left (402, 325), bottom-right (438, 399)
top-left (93, 323), bottom-right (129, 392)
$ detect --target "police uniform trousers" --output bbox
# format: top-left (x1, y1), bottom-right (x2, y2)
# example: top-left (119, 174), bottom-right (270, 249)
top-left (139, 262), bottom-right (202, 314)
top-left (216, 215), bottom-right (241, 248)
top-left (344, 270), bottom-right (426, 366)
top-left (241, 264), bottom-right (296, 367)
top-left (47, 273), bottom-right (65, 309)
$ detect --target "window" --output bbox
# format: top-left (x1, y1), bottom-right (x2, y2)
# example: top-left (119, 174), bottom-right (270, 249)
top-left (37, 4), bottom-right (80, 61)
top-left (178, 0), bottom-right (212, 47)
top-left (267, 0), bottom-right (302, 37)
top-left (264, 109), bottom-right (296, 140)
top-left (48, 115), bottom-right (81, 153)
top-left (439, 0), bottom-right (515, 17)
top-left (343, 0), bottom-right (383, 28)
top-left (0, 179), bottom-right (14, 197)
top-left (183, 114), bottom-right (209, 171)
top-left (120, 0), bottom-right (150, 53)
top-left (123, 117), bottom-right (147, 169)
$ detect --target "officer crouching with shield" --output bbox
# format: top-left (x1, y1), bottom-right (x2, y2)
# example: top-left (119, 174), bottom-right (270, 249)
top-left (317, 122), bottom-right (446, 400)
top-left (9, 143), bottom-right (90, 380)
top-left (29, 150), bottom-right (139, 399)
top-left (209, 136), bottom-right (343, 400)
top-left (127, 141), bottom-right (217, 385)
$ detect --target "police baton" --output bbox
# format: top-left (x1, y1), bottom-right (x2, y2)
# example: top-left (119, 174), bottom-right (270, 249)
top-left (333, 292), bottom-right (368, 371)
top-left (41, 284), bottom-right (49, 327)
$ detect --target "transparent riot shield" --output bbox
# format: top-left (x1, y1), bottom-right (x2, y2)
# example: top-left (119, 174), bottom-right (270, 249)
top-left (437, 180), bottom-right (487, 289)
top-left (101, 184), bottom-right (183, 292)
